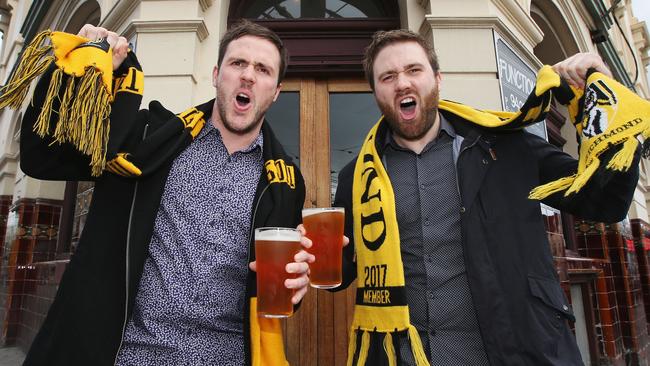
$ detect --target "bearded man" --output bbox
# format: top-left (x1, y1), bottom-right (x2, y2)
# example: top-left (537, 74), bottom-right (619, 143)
top-left (332, 29), bottom-right (640, 366)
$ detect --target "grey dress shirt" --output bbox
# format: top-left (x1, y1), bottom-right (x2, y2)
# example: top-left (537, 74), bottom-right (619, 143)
top-left (383, 115), bottom-right (489, 365)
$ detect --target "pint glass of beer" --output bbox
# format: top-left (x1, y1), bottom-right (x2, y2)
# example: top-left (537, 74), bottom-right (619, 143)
top-left (302, 207), bottom-right (344, 289)
top-left (255, 227), bottom-right (302, 318)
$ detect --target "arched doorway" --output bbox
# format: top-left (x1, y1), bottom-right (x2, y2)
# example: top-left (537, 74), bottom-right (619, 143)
top-left (229, 2), bottom-right (399, 364)
top-left (531, 3), bottom-right (599, 365)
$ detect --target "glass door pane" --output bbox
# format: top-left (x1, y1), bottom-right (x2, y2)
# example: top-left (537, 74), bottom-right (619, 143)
top-left (265, 92), bottom-right (301, 166)
top-left (329, 92), bottom-right (381, 200)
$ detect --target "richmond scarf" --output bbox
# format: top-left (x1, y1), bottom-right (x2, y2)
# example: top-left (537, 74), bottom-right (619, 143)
top-left (349, 66), bottom-right (650, 365)
top-left (0, 30), bottom-right (143, 176)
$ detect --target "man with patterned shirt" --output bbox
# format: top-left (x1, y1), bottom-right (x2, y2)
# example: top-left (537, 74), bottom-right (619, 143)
top-left (20, 21), bottom-right (311, 365)
top-left (332, 30), bottom-right (640, 365)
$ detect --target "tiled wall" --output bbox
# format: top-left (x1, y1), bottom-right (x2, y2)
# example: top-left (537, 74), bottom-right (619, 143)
top-left (632, 218), bottom-right (650, 362)
top-left (17, 260), bottom-right (67, 351)
top-left (605, 222), bottom-right (650, 365)
top-left (0, 199), bottom-right (62, 346)
top-left (573, 220), bottom-right (626, 365)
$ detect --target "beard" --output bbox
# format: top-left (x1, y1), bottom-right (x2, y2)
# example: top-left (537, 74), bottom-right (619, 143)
top-left (377, 86), bottom-right (440, 141)
top-left (216, 83), bottom-right (268, 135)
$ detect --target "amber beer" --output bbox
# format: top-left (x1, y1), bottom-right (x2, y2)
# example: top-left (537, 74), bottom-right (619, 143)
top-left (255, 227), bottom-right (301, 318)
top-left (302, 207), bottom-right (344, 288)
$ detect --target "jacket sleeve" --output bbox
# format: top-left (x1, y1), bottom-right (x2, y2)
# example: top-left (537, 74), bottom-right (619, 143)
top-left (20, 53), bottom-right (145, 181)
top-left (527, 132), bottom-right (640, 223)
top-left (331, 158), bottom-right (357, 292)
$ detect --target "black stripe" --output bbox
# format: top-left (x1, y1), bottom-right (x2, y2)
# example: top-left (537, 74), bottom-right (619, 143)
top-left (356, 286), bottom-right (407, 306)
top-left (109, 161), bottom-right (131, 177)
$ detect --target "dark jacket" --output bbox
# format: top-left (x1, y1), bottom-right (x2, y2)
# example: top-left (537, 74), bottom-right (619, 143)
top-left (334, 111), bottom-right (639, 365)
top-left (19, 71), bottom-right (305, 365)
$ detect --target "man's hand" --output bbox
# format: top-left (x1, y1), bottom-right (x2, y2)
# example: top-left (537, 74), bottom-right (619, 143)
top-left (552, 52), bottom-right (612, 89)
top-left (248, 229), bottom-right (316, 304)
top-left (78, 24), bottom-right (129, 70)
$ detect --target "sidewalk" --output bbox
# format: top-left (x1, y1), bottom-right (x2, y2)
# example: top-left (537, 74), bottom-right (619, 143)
top-left (0, 346), bottom-right (25, 366)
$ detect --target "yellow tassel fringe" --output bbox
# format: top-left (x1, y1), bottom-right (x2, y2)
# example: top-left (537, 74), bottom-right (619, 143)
top-left (34, 68), bottom-right (62, 137)
top-left (39, 67), bottom-right (111, 177)
top-left (528, 174), bottom-right (577, 200)
top-left (2, 29), bottom-right (113, 177)
top-left (408, 326), bottom-right (431, 366)
top-left (607, 138), bottom-right (638, 172)
top-left (356, 331), bottom-right (370, 366)
top-left (565, 158), bottom-right (601, 196)
top-left (0, 31), bottom-right (54, 110)
top-left (383, 332), bottom-right (396, 366)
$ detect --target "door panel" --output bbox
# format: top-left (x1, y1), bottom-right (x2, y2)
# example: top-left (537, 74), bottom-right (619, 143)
top-left (275, 77), bottom-right (380, 365)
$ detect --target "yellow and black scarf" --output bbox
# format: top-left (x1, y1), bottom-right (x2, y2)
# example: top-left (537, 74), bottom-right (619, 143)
top-left (0, 30), bottom-right (143, 176)
top-left (349, 66), bottom-right (650, 365)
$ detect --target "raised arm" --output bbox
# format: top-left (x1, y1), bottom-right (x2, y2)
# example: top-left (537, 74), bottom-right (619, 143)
top-left (20, 25), bottom-right (142, 181)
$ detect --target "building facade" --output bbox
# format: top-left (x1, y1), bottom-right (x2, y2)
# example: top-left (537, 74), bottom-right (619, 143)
top-left (0, 0), bottom-right (649, 365)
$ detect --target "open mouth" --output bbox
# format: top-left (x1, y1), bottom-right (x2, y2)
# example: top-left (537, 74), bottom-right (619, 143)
top-left (236, 93), bottom-right (251, 108)
top-left (399, 97), bottom-right (417, 118)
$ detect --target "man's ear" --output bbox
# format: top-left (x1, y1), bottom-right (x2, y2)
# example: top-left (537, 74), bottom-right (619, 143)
top-left (272, 83), bottom-right (282, 102)
top-left (212, 65), bottom-right (219, 87)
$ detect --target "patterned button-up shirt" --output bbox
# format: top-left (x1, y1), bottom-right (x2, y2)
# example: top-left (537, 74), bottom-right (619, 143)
top-left (116, 121), bottom-right (263, 366)
top-left (384, 115), bottom-right (489, 365)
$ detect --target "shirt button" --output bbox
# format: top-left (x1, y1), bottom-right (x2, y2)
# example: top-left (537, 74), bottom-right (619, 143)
top-left (424, 219), bottom-right (430, 226)
top-left (420, 183), bottom-right (425, 189)
top-left (482, 158), bottom-right (488, 164)
top-left (428, 291), bottom-right (435, 299)
top-left (460, 207), bottom-right (466, 213)
top-left (426, 255), bottom-right (433, 263)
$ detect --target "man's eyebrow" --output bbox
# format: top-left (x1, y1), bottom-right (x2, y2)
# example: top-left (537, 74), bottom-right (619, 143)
top-left (378, 63), bottom-right (425, 77)
top-left (253, 61), bottom-right (274, 72)
top-left (226, 56), bottom-right (247, 64)
top-left (404, 62), bottom-right (424, 70)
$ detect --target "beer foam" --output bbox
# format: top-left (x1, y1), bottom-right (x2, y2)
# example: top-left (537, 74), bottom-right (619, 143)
top-left (255, 228), bottom-right (301, 242)
top-left (302, 207), bottom-right (344, 217)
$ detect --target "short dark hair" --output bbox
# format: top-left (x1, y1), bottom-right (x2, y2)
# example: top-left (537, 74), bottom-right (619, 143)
top-left (363, 29), bottom-right (440, 90)
top-left (218, 20), bottom-right (288, 85)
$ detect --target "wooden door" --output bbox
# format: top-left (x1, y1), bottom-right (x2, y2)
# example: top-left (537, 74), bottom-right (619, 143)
top-left (265, 77), bottom-right (381, 365)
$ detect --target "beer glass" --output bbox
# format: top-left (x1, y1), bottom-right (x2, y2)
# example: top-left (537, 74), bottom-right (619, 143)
top-left (255, 227), bottom-right (301, 318)
top-left (302, 207), bottom-right (344, 289)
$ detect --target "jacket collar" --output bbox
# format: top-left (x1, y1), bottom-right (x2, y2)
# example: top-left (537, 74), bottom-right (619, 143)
top-left (373, 109), bottom-right (498, 158)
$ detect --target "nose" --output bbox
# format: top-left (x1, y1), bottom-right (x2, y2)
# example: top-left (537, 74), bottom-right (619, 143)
top-left (395, 72), bottom-right (410, 92)
top-left (240, 64), bottom-right (255, 83)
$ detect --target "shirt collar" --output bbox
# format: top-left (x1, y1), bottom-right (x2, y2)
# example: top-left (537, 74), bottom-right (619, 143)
top-left (198, 120), bottom-right (264, 153)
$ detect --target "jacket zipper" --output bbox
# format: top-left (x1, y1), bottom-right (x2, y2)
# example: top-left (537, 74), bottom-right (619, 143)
top-left (113, 124), bottom-right (149, 365)
top-left (246, 182), bottom-right (271, 274)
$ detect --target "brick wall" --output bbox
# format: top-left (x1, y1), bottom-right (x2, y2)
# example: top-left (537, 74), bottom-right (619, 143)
top-left (0, 199), bottom-right (62, 347)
